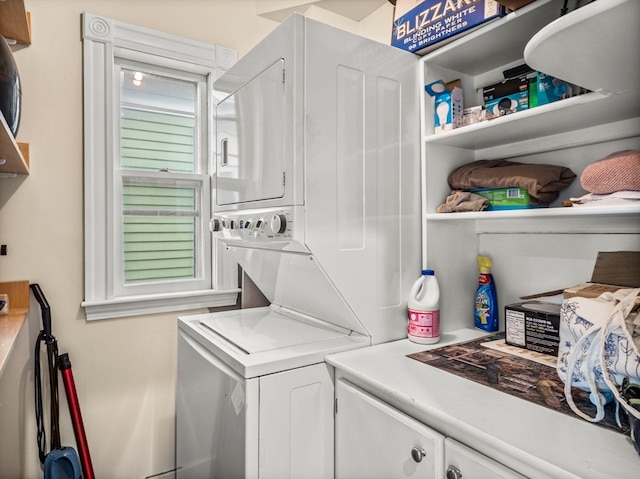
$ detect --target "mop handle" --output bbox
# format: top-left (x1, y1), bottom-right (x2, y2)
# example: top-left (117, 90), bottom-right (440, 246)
top-left (30, 283), bottom-right (61, 449)
top-left (30, 284), bottom-right (52, 338)
top-left (58, 353), bottom-right (95, 479)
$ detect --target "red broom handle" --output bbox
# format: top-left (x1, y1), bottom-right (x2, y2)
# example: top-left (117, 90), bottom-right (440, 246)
top-left (59, 353), bottom-right (95, 479)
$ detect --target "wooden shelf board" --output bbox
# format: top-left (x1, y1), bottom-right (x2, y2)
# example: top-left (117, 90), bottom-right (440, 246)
top-left (0, 112), bottom-right (28, 175)
top-left (0, 0), bottom-right (31, 45)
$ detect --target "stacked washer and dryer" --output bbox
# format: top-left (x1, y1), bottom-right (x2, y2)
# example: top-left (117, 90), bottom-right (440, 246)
top-left (176, 14), bottom-right (421, 478)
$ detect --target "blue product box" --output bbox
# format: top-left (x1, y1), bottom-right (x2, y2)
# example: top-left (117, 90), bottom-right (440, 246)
top-left (483, 75), bottom-right (529, 118)
top-left (536, 72), bottom-right (584, 106)
top-left (425, 79), bottom-right (464, 133)
top-left (392, 0), bottom-right (506, 55)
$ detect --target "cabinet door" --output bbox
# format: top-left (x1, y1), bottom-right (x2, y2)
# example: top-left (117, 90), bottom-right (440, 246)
top-left (444, 438), bottom-right (526, 479)
top-left (215, 59), bottom-right (286, 206)
top-left (259, 363), bottom-right (335, 479)
top-left (176, 331), bottom-right (258, 479)
top-left (335, 379), bottom-right (444, 479)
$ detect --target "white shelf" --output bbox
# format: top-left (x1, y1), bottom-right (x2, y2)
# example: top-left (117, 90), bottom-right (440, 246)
top-left (425, 205), bottom-right (640, 235)
top-left (525, 0), bottom-right (640, 96)
top-left (425, 204), bottom-right (640, 221)
top-left (422, 91), bottom-right (632, 151)
top-left (422, 0), bottom-right (559, 76)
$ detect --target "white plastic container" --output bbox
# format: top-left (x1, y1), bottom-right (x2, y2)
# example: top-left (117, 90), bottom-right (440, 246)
top-left (408, 269), bottom-right (440, 344)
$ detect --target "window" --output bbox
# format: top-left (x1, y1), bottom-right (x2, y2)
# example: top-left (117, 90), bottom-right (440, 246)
top-left (82, 13), bottom-right (239, 320)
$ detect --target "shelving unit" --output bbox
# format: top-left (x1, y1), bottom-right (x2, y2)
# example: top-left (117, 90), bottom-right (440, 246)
top-left (418, 0), bottom-right (640, 333)
top-left (0, 0), bottom-right (31, 177)
top-left (419, 0), bottom-right (640, 222)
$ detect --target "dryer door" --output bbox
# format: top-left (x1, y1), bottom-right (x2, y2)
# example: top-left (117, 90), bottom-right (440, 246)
top-left (215, 59), bottom-right (286, 206)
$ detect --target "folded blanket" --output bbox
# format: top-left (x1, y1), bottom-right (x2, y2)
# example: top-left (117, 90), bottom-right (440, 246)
top-left (581, 150), bottom-right (640, 194)
top-left (447, 159), bottom-right (576, 203)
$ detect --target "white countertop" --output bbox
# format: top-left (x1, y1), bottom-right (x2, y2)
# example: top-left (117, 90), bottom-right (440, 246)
top-left (326, 328), bottom-right (640, 479)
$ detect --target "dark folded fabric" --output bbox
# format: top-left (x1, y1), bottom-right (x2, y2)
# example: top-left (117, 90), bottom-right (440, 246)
top-left (447, 159), bottom-right (576, 203)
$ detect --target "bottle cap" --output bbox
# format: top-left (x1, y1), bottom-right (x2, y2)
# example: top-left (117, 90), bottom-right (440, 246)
top-left (422, 269), bottom-right (434, 275)
top-left (478, 256), bottom-right (492, 272)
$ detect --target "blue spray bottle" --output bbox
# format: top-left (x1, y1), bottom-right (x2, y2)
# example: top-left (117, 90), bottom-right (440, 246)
top-left (474, 255), bottom-right (498, 332)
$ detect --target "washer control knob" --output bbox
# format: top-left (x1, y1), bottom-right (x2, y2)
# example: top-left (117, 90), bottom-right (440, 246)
top-left (209, 218), bottom-right (222, 232)
top-left (446, 466), bottom-right (463, 479)
top-left (411, 447), bottom-right (426, 463)
top-left (270, 214), bottom-right (287, 234)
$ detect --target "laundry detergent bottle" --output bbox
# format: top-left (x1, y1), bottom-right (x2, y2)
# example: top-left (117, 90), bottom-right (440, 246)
top-left (408, 269), bottom-right (440, 344)
top-left (474, 255), bottom-right (498, 332)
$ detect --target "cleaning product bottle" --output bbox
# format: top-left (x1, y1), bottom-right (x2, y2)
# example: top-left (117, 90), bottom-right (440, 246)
top-left (408, 269), bottom-right (440, 344)
top-left (475, 255), bottom-right (498, 332)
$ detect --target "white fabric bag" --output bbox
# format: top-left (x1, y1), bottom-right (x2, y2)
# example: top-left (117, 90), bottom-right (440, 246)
top-left (557, 288), bottom-right (640, 422)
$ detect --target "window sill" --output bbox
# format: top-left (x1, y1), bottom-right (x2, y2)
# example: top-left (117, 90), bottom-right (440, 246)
top-left (82, 288), bottom-right (240, 321)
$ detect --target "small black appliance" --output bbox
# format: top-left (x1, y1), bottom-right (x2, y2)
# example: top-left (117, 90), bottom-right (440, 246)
top-left (0, 34), bottom-right (21, 136)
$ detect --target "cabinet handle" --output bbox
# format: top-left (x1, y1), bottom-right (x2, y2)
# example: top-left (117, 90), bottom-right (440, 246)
top-left (410, 446), bottom-right (426, 463)
top-left (221, 138), bottom-right (229, 167)
top-left (446, 465), bottom-right (463, 479)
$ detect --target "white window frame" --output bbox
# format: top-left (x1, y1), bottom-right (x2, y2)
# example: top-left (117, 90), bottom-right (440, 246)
top-left (82, 12), bottom-right (239, 320)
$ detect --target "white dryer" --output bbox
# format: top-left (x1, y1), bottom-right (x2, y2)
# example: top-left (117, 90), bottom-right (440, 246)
top-left (177, 13), bottom-right (420, 479)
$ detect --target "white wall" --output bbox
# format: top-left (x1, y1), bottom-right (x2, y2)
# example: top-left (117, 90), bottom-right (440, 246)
top-left (0, 1), bottom-right (394, 477)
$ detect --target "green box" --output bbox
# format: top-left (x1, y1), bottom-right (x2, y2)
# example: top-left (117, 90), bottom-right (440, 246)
top-left (471, 187), bottom-right (547, 210)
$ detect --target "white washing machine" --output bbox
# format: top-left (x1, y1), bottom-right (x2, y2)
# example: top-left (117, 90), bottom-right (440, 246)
top-left (177, 307), bottom-right (368, 479)
top-left (176, 13), bottom-right (421, 479)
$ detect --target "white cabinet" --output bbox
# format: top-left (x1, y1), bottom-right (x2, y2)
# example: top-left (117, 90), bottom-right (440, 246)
top-left (335, 379), bottom-right (444, 479)
top-left (335, 379), bottom-right (526, 479)
top-left (417, 0), bottom-right (640, 332)
top-left (444, 438), bottom-right (526, 479)
top-left (177, 329), bottom-right (335, 479)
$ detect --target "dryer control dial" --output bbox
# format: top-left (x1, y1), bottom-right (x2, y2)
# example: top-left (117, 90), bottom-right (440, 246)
top-left (270, 214), bottom-right (287, 234)
top-left (209, 218), bottom-right (222, 232)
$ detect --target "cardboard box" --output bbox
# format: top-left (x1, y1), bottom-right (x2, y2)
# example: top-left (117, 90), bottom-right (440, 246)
top-left (563, 282), bottom-right (628, 299)
top-left (425, 79), bottom-right (463, 133)
top-left (470, 187), bottom-right (547, 210)
top-left (483, 75), bottom-right (529, 118)
top-left (497, 0), bottom-right (535, 11)
top-left (563, 251), bottom-right (640, 300)
top-left (392, 0), bottom-right (505, 55)
top-left (505, 301), bottom-right (561, 356)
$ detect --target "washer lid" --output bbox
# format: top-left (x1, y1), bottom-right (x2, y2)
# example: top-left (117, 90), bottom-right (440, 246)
top-left (198, 307), bottom-right (348, 354)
